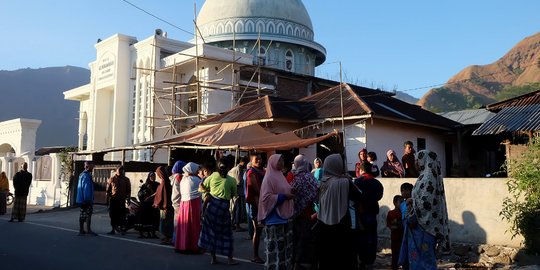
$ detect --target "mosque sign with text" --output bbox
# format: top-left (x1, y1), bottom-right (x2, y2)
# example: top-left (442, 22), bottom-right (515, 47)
top-left (97, 52), bottom-right (116, 84)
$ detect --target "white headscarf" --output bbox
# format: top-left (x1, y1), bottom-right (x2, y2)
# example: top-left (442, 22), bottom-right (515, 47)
top-left (318, 154), bottom-right (351, 225)
top-left (412, 150), bottom-right (450, 250)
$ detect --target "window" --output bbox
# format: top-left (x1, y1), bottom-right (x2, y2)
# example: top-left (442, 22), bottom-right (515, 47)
top-left (417, 138), bottom-right (426, 151)
top-left (285, 50), bottom-right (294, 71)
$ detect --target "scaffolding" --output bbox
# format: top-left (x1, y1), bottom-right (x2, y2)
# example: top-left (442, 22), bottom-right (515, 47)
top-left (132, 30), bottom-right (274, 141)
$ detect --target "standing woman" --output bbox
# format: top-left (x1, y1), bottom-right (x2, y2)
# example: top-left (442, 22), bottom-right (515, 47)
top-left (174, 162), bottom-right (202, 253)
top-left (291, 155), bottom-right (318, 269)
top-left (258, 154), bottom-right (295, 270)
top-left (316, 154), bottom-right (362, 270)
top-left (153, 166), bottom-right (174, 245)
top-left (138, 172), bottom-right (159, 238)
top-left (0, 172), bottom-right (9, 215)
top-left (311, 158), bottom-right (323, 184)
top-left (198, 159), bottom-right (239, 265)
top-left (399, 150), bottom-right (450, 270)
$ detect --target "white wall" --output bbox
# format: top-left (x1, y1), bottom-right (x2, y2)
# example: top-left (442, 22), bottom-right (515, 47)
top-left (365, 118), bottom-right (449, 176)
top-left (376, 177), bottom-right (523, 247)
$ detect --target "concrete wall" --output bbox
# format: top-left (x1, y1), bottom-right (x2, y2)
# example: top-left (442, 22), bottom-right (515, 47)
top-left (376, 177), bottom-right (523, 248)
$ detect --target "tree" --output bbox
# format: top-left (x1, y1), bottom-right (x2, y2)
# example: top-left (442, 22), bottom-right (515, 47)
top-left (500, 137), bottom-right (540, 253)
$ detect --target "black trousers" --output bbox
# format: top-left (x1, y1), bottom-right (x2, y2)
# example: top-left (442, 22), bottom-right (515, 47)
top-left (109, 197), bottom-right (126, 228)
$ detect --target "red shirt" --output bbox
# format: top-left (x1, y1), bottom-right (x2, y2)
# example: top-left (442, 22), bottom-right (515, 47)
top-left (386, 208), bottom-right (404, 241)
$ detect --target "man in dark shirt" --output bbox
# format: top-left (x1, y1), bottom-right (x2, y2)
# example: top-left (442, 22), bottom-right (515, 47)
top-left (106, 165), bottom-right (131, 235)
top-left (353, 162), bottom-right (384, 270)
top-left (402, 141), bottom-right (419, 178)
top-left (9, 162), bottom-right (32, 222)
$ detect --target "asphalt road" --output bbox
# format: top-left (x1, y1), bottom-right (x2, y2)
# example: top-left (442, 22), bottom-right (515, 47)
top-left (0, 205), bottom-right (263, 270)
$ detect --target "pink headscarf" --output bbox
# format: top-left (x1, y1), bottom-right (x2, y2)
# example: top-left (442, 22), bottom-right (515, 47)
top-left (258, 154), bottom-right (294, 221)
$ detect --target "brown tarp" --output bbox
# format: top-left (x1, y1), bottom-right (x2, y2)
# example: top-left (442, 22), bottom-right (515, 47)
top-left (144, 122), bottom-right (338, 151)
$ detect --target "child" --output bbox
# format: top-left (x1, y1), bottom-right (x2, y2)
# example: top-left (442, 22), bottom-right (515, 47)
top-left (398, 182), bottom-right (414, 270)
top-left (386, 195), bottom-right (404, 270)
top-left (367, 151), bottom-right (380, 177)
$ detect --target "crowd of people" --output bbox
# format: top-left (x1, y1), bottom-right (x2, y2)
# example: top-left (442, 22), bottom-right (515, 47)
top-left (66, 140), bottom-right (450, 269)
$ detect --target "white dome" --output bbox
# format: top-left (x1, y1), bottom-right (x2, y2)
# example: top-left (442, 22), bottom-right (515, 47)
top-left (197, 0), bottom-right (313, 32)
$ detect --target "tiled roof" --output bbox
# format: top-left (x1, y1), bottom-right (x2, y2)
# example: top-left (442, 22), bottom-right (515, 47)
top-left (439, 109), bottom-right (496, 126)
top-left (472, 104), bottom-right (540, 135)
top-left (486, 90), bottom-right (540, 112)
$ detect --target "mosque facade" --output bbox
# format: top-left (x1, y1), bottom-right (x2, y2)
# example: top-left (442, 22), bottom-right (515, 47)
top-left (64, 0), bottom-right (327, 163)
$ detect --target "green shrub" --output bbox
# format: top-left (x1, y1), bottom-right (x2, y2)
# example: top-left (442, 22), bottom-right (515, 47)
top-left (500, 137), bottom-right (540, 253)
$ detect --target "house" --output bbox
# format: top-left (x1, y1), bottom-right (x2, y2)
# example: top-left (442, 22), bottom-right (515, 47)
top-left (162, 83), bottom-right (460, 176)
top-left (473, 89), bottom-right (540, 162)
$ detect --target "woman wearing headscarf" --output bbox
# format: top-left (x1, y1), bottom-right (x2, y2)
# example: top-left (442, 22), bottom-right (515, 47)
top-left (399, 150), bottom-right (450, 270)
top-left (291, 155), bottom-right (318, 269)
top-left (171, 160), bottom-right (187, 220)
top-left (170, 160), bottom-right (187, 244)
top-left (153, 166), bottom-right (174, 245)
top-left (174, 162), bottom-right (202, 253)
top-left (311, 158), bottom-right (323, 185)
top-left (137, 171), bottom-right (159, 238)
top-left (316, 154), bottom-right (362, 270)
top-left (198, 158), bottom-right (239, 265)
top-left (355, 148), bottom-right (369, 178)
top-left (257, 154), bottom-right (295, 270)
top-left (381, 149), bottom-right (405, 178)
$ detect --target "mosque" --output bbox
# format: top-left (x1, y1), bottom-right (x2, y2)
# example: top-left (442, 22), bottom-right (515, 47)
top-left (63, 0), bottom-right (456, 175)
top-left (64, 0), bottom-right (331, 163)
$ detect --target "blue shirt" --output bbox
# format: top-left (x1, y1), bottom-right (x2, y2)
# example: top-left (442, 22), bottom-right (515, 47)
top-left (263, 194), bottom-right (288, 225)
top-left (400, 200), bottom-right (408, 220)
top-left (76, 171), bottom-right (94, 205)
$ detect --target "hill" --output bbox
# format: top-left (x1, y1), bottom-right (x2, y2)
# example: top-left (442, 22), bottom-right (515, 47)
top-left (394, 91), bottom-right (419, 104)
top-left (0, 66), bottom-right (89, 148)
top-left (419, 32), bottom-right (540, 112)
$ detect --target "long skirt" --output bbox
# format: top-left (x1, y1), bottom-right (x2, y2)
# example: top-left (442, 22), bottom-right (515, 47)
top-left (399, 216), bottom-right (437, 270)
top-left (198, 196), bottom-right (234, 257)
top-left (293, 216), bottom-right (315, 265)
top-left (175, 197), bottom-right (202, 252)
top-left (0, 191), bottom-right (7, 215)
top-left (160, 208), bottom-right (174, 239)
top-left (264, 222), bottom-right (293, 270)
top-left (11, 195), bottom-right (28, 221)
top-left (315, 214), bottom-right (357, 270)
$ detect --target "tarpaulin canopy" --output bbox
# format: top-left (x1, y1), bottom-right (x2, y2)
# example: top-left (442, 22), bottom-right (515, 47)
top-left (140, 122), bottom-right (338, 151)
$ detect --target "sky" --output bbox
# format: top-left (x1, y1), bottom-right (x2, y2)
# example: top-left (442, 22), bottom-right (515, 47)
top-left (1, 0), bottom-right (539, 98)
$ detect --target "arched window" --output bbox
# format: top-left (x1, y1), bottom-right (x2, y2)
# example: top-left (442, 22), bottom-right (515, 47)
top-left (226, 22), bottom-right (233, 33)
top-left (285, 50), bottom-right (294, 72)
top-left (278, 24), bottom-right (284, 34)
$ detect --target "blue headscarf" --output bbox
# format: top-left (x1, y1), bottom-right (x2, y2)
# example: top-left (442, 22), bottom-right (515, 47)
top-left (172, 160), bottom-right (186, 174)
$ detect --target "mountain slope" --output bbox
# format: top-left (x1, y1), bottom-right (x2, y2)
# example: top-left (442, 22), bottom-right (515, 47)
top-left (0, 66), bottom-right (89, 148)
top-left (419, 32), bottom-right (540, 112)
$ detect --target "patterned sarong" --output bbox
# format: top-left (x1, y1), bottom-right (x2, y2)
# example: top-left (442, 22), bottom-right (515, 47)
top-left (264, 222), bottom-right (293, 270)
top-left (11, 195), bottom-right (28, 221)
top-left (198, 196), bottom-right (233, 256)
top-left (80, 204), bottom-right (93, 222)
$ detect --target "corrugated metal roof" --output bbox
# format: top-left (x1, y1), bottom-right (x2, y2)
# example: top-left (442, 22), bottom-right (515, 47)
top-left (487, 90), bottom-right (540, 112)
top-left (439, 109), bottom-right (496, 126)
top-left (199, 83), bottom-right (460, 130)
top-left (472, 104), bottom-right (540, 135)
